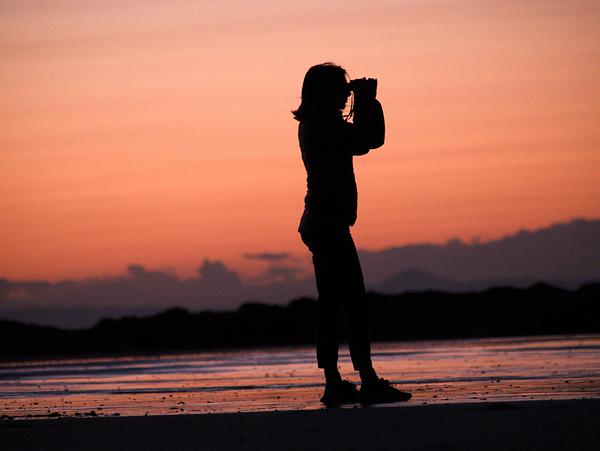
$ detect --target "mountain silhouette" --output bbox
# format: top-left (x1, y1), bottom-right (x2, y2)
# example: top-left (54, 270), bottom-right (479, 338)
top-left (1, 283), bottom-right (598, 359)
top-left (1, 218), bottom-right (598, 328)
top-left (375, 270), bottom-right (460, 293)
top-left (374, 270), bottom-right (569, 294)
top-left (360, 218), bottom-right (600, 286)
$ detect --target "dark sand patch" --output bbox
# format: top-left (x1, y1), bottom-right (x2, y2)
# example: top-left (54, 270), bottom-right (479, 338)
top-left (2, 399), bottom-right (599, 450)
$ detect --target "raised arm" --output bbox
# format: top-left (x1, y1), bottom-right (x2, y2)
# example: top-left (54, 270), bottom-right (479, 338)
top-left (349, 97), bottom-right (385, 155)
top-left (341, 80), bottom-right (385, 156)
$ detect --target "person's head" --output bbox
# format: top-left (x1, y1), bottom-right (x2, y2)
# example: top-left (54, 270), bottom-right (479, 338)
top-left (292, 62), bottom-right (350, 122)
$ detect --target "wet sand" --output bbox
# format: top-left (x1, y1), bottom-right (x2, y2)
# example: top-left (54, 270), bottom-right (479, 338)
top-left (2, 335), bottom-right (599, 419)
top-left (2, 335), bottom-right (599, 449)
top-left (2, 399), bottom-right (599, 450)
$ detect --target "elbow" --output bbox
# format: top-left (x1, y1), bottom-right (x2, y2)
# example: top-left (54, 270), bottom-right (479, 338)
top-left (370, 135), bottom-right (385, 149)
top-left (370, 123), bottom-right (385, 149)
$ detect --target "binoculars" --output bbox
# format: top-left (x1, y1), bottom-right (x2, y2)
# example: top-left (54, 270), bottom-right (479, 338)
top-left (348, 78), bottom-right (377, 98)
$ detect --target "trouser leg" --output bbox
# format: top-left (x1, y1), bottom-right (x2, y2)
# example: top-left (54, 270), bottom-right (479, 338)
top-left (311, 247), bottom-right (342, 369)
top-left (339, 232), bottom-right (372, 371)
top-left (302, 227), bottom-right (372, 371)
top-left (342, 233), bottom-right (372, 371)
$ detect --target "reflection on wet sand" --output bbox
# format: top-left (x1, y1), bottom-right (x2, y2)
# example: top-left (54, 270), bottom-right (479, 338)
top-left (1, 335), bottom-right (599, 419)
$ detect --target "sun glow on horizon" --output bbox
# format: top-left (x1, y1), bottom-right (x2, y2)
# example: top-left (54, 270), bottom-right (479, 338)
top-left (2, 0), bottom-right (599, 281)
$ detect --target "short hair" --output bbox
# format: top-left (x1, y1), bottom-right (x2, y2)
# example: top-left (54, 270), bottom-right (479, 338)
top-left (292, 62), bottom-right (348, 122)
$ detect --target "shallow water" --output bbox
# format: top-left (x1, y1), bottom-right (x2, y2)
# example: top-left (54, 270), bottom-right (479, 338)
top-left (1, 334), bottom-right (599, 419)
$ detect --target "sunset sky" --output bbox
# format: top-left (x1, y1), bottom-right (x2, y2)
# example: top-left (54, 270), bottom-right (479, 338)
top-left (2, 0), bottom-right (599, 282)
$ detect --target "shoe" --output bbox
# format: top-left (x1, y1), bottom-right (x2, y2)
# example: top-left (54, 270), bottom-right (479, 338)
top-left (359, 378), bottom-right (412, 404)
top-left (320, 380), bottom-right (360, 406)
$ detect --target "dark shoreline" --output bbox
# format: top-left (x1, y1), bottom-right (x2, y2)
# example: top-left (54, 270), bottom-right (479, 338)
top-left (0, 332), bottom-right (597, 366)
top-left (2, 282), bottom-right (599, 361)
top-left (2, 398), bottom-right (599, 450)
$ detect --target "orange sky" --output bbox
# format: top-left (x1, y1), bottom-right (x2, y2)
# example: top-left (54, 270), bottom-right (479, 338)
top-left (2, 0), bottom-right (599, 281)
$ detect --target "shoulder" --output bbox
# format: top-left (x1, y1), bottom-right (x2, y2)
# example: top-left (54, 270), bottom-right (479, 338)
top-left (299, 117), bottom-right (348, 151)
top-left (300, 117), bottom-right (347, 136)
top-left (299, 120), bottom-right (325, 146)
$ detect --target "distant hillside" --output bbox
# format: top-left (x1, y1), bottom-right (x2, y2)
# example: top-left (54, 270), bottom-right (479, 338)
top-left (2, 283), bottom-right (598, 360)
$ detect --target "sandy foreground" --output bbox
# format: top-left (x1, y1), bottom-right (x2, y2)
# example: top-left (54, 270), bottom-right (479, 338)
top-left (2, 399), bottom-right (599, 450)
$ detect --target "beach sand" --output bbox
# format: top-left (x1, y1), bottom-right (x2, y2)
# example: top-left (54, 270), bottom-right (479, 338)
top-left (2, 398), bottom-right (599, 450)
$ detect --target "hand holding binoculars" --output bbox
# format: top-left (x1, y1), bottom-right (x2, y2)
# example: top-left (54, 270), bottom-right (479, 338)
top-left (348, 77), bottom-right (377, 99)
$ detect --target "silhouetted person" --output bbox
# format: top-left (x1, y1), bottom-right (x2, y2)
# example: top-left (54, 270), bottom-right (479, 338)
top-left (293, 63), bottom-right (412, 405)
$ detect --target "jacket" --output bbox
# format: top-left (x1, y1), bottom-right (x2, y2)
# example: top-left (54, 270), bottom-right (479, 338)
top-left (298, 97), bottom-right (385, 233)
